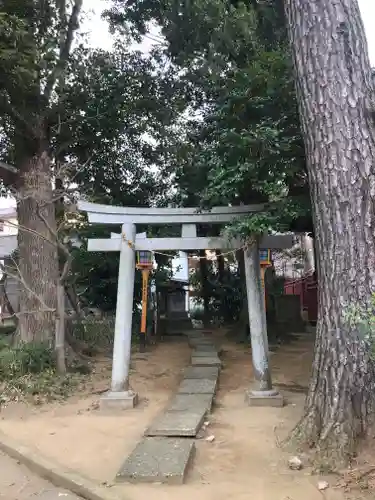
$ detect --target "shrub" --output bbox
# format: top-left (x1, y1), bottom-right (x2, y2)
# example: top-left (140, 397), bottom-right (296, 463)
top-left (190, 305), bottom-right (205, 321)
top-left (72, 313), bottom-right (142, 349)
top-left (0, 340), bottom-right (92, 405)
top-left (72, 315), bottom-right (115, 350)
top-left (0, 342), bottom-right (54, 381)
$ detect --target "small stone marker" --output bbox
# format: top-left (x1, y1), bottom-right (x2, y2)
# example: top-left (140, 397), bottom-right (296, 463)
top-left (117, 437), bottom-right (195, 484)
top-left (146, 410), bottom-right (206, 437)
top-left (178, 378), bottom-right (217, 395)
top-left (184, 366), bottom-right (220, 380)
top-left (167, 393), bottom-right (214, 414)
top-left (191, 356), bottom-right (221, 367)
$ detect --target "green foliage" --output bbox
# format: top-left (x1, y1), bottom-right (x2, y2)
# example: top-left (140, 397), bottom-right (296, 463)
top-left (190, 264), bottom-right (243, 324)
top-left (71, 223), bottom-right (173, 314)
top-left (189, 304), bottom-right (205, 321)
top-left (72, 316), bottom-right (116, 350)
top-left (0, 338), bottom-right (89, 405)
top-left (0, 369), bottom-right (85, 405)
top-left (0, 341), bottom-right (54, 380)
top-left (106, 0), bottom-right (311, 236)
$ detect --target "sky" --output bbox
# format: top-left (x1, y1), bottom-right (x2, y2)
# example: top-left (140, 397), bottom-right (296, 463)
top-left (81, 0), bottom-right (375, 66)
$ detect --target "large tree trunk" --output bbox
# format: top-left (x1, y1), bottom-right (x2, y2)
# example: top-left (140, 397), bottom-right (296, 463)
top-left (16, 151), bottom-right (59, 344)
top-left (284, 0), bottom-right (375, 461)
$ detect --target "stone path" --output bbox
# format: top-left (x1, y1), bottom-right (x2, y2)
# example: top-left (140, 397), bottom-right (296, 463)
top-left (117, 330), bottom-right (221, 484)
top-left (0, 451), bottom-right (81, 499)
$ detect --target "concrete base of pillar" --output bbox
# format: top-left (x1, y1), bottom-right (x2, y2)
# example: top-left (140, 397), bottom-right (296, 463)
top-left (245, 389), bottom-right (284, 408)
top-left (100, 390), bottom-right (138, 410)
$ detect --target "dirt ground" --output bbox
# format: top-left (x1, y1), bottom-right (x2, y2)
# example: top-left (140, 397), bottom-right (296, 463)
top-left (0, 331), bottom-right (371, 500)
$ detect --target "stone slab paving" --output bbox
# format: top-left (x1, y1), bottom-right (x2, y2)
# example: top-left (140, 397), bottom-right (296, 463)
top-left (186, 332), bottom-right (205, 339)
top-left (191, 355), bottom-right (221, 367)
top-left (145, 410), bottom-right (206, 437)
top-left (178, 378), bottom-right (217, 395)
top-left (166, 393), bottom-right (214, 414)
top-left (117, 438), bottom-right (195, 485)
top-left (117, 331), bottom-right (221, 484)
top-left (193, 344), bottom-right (218, 351)
top-left (190, 344), bottom-right (220, 353)
top-left (192, 350), bottom-right (218, 357)
top-left (188, 338), bottom-right (215, 347)
top-left (184, 366), bottom-right (220, 379)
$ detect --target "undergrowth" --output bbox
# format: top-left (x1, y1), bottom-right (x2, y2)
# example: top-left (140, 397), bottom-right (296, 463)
top-left (0, 336), bottom-right (90, 406)
top-left (72, 315), bottom-right (115, 350)
top-left (0, 314), bottom-right (144, 406)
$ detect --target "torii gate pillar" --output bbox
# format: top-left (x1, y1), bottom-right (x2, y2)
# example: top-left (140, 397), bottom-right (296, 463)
top-left (244, 240), bottom-right (284, 407)
top-left (101, 223), bottom-right (138, 409)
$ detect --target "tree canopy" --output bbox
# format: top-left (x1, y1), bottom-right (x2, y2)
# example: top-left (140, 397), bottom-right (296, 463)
top-left (105, 0), bottom-right (312, 236)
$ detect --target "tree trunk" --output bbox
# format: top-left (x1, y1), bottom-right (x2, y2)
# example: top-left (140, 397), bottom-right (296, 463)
top-left (55, 284), bottom-right (66, 373)
top-left (284, 0), bottom-right (375, 461)
top-left (16, 151), bottom-right (59, 344)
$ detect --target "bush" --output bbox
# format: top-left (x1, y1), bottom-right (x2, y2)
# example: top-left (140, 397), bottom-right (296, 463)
top-left (190, 305), bottom-right (205, 321)
top-left (72, 315), bottom-right (115, 350)
top-left (0, 340), bottom-right (87, 405)
top-left (3, 370), bottom-right (81, 403)
top-left (72, 313), bottom-right (143, 350)
top-left (0, 341), bottom-right (54, 381)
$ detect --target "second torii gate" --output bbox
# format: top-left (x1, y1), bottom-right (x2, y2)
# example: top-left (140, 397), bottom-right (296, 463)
top-left (78, 201), bottom-right (292, 409)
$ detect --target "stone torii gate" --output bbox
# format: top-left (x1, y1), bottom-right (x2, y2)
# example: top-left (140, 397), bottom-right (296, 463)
top-left (78, 201), bottom-right (293, 409)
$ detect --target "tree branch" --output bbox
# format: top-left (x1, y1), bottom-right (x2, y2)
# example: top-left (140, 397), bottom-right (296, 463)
top-left (0, 269), bottom-right (16, 322)
top-left (0, 161), bottom-right (18, 175)
top-left (44, 0), bottom-right (83, 102)
top-left (0, 260), bottom-right (55, 314)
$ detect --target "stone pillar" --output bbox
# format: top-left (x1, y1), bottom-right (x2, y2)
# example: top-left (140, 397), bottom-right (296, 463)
top-left (244, 240), bottom-right (283, 407)
top-left (101, 223), bottom-right (138, 409)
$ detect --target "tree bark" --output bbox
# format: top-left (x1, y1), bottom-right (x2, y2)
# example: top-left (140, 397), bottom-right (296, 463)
top-left (16, 150), bottom-right (59, 344)
top-left (55, 284), bottom-right (66, 373)
top-left (284, 0), bottom-right (375, 461)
